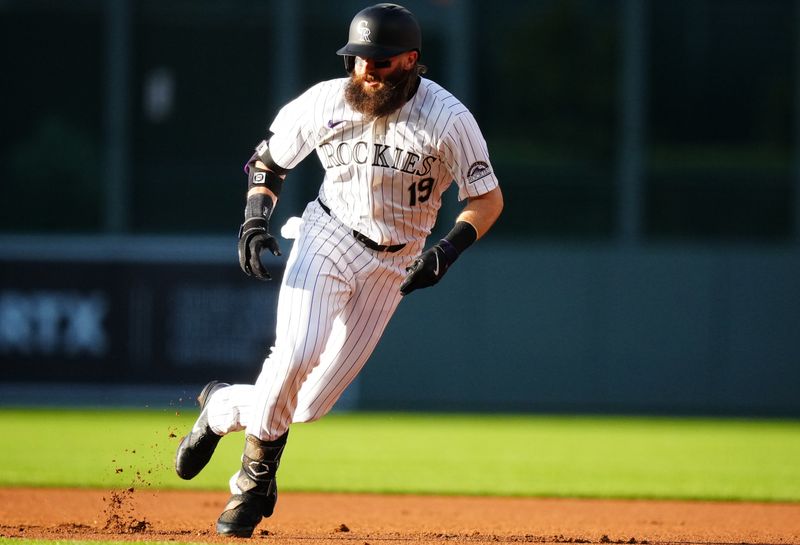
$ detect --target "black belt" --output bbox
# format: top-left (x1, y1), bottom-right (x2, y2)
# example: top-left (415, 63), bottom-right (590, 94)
top-left (317, 198), bottom-right (406, 253)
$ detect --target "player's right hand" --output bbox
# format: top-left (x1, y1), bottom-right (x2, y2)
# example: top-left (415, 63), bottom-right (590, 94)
top-left (238, 217), bottom-right (282, 281)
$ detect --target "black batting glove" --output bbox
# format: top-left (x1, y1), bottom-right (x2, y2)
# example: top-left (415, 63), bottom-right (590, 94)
top-left (399, 240), bottom-right (459, 296)
top-left (238, 195), bottom-right (281, 280)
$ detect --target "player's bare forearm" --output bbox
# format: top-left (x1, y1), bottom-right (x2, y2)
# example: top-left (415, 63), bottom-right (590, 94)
top-left (247, 185), bottom-right (279, 206)
top-left (456, 186), bottom-right (504, 239)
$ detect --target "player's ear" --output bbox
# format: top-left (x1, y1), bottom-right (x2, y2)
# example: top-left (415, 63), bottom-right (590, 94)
top-left (403, 51), bottom-right (419, 70)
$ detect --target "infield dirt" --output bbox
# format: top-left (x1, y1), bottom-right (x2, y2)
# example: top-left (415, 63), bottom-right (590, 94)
top-left (1, 488), bottom-right (799, 545)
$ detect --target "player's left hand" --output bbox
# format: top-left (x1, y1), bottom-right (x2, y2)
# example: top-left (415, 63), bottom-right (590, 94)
top-left (238, 217), bottom-right (282, 281)
top-left (399, 242), bottom-right (456, 296)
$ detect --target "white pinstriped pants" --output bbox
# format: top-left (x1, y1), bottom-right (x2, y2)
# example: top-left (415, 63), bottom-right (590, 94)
top-left (206, 199), bottom-right (420, 443)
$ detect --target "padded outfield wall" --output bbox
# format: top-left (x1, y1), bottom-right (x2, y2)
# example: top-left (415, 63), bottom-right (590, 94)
top-left (1, 237), bottom-right (798, 417)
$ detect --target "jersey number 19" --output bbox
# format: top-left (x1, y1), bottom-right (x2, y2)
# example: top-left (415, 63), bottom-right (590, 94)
top-left (408, 177), bottom-right (434, 206)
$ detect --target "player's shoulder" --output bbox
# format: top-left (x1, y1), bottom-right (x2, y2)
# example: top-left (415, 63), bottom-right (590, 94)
top-left (417, 78), bottom-right (470, 115)
top-left (413, 78), bottom-right (478, 140)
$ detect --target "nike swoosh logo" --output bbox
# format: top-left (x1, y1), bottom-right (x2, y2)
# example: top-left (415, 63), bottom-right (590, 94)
top-left (327, 120), bottom-right (345, 129)
top-left (433, 252), bottom-right (440, 276)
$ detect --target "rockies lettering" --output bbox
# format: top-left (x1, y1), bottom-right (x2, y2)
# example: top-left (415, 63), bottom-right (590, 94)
top-left (318, 140), bottom-right (437, 176)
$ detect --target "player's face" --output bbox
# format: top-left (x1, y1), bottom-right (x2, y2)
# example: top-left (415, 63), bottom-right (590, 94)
top-left (345, 50), bottom-right (420, 118)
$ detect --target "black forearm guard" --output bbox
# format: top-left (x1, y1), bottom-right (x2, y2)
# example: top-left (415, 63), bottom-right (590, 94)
top-left (244, 192), bottom-right (275, 222)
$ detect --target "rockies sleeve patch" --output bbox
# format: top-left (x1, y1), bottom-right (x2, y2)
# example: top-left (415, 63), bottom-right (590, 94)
top-left (466, 161), bottom-right (491, 184)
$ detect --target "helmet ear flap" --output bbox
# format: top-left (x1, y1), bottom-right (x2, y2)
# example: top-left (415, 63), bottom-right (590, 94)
top-left (343, 55), bottom-right (355, 73)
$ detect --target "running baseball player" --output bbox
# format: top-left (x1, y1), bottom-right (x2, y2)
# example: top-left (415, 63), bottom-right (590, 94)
top-left (175, 3), bottom-right (503, 537)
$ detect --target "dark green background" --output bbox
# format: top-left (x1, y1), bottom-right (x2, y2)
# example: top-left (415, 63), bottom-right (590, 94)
top-left (2, 0), bottom-right (795, 240)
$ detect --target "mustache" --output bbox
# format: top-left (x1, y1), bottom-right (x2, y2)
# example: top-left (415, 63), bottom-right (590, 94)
top-left (355, 67), bottom-right (409, 88)
top-left (356, 72), bottom-right (388, 85)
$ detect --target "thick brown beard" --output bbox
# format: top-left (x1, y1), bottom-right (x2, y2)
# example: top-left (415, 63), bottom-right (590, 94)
top-left (344, 66), bottom-right (418, 119)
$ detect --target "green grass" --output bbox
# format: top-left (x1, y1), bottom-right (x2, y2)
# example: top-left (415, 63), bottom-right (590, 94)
top-left (0, 409), bottom-right (798, 502)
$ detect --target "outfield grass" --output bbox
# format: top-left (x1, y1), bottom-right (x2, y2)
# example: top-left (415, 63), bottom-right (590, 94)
top-left (0, 409), bottom-right (798, 502)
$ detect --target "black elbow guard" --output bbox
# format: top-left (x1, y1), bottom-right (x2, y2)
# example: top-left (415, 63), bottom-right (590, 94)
top-left (246, 137), bottom-right (290, 176)
top-left (245, 137), bottom-right (289, 198)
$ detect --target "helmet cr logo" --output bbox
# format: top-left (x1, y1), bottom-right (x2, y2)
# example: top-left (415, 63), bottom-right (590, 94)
top-left (357, 20), bottom-right (371, 42)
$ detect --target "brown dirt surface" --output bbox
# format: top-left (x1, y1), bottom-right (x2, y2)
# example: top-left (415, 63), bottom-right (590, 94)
top-left (1, 487), bottom-right (799, 544)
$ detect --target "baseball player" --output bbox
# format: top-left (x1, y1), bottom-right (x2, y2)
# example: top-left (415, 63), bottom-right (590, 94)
top-left (174, 3), bottom-right (503, 537)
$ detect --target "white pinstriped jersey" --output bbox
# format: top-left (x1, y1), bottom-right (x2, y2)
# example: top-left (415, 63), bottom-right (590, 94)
top-left (267, 77), bottom-right (499, 246)
top-left (202, 75), bottom-right (501, 446)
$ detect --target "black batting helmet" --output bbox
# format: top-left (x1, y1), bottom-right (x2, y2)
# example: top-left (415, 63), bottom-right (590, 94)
top-left (336, 3), bottom-right (421, 65)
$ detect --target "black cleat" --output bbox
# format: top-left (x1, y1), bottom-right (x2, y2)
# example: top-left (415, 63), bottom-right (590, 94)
top-left (215, 433), bottom-right (288, 537)
top-left (174, 380), bottom-right (230, 480)
top-left (215, 491), bottom-right (274, 537)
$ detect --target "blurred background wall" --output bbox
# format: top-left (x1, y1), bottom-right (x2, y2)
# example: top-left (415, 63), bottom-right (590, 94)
top-left (1, 0), bottom-right (798, 416)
